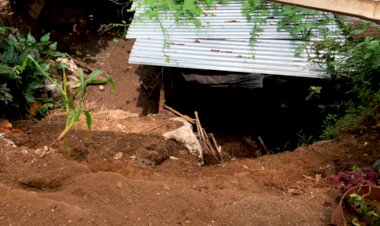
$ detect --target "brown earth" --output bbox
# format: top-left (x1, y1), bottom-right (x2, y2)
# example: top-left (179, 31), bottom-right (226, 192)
top-left (1, 27), bottom-right (380, 225)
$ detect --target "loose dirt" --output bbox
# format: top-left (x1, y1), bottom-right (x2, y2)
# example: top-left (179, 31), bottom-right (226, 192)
top-left (1, 19), bottom-right (380, 225)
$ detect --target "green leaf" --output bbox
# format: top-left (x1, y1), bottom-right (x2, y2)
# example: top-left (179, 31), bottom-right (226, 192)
top-left (24, 93), bottom-right (35, 103)
top-left (6, 37), bottom-right (18, 47)
top-left (0, 27), bottom-right (6, 35)
top-left (183, 0), bottom-right (196, 11)
top-left (40, 33), bottom-right (50, 43)
top-left (28, 81), bottom-right (45, 90)
top-left (351, 29), bottom-right (366, 35)
top-left (107, 77), bottom-right (116, 91)
top-left (51, 52), bottom-right (65, 58)
top-left (39, 63), bottom-right (51, 72)
top-left (193, 19), bottom-right (201, 28)
top-left (27, 33), bottom-right (37, 44)
top-left (84, 70), bottom-right (104, 85)
top-left (84, 111), bottom-right (92, 130)
top-left (295, 43), bottom-right (307, 57)
top-left (49, 42), bottom-right (57, 51)
top-left (70, 109), bottom-right (83, 125)
top-left (56, 62), bottom-right (69, 70)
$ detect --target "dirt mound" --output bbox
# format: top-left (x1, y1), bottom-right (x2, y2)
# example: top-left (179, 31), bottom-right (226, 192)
top-left (1, 108), bottom-right (379, 225)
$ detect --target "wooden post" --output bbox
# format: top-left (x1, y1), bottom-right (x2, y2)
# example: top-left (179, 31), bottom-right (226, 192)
top-left (158, 76), bottom-right (165, 112)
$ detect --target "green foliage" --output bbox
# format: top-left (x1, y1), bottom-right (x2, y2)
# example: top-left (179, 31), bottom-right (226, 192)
top-left (0, 28), bottom-right (65, 115)
top-left (317, 24), bottom-right (380, 138)
top-left (27, 55), bottom-right (114, 140)
top-left (0, 27), bottom-right (114, 140)
top-left (296, 130), bottom-right (315, 147)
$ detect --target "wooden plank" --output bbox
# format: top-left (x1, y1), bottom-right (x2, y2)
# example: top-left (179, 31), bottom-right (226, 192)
top-left (268, 0), bottom-right (380, 22)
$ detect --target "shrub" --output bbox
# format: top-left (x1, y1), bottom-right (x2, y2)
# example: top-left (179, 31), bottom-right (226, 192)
top-left (0, 27), bottom-right (65, 117)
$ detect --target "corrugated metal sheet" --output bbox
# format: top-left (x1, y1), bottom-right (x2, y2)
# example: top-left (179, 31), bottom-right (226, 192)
top-left (126, 1), bottom-right (338, 78)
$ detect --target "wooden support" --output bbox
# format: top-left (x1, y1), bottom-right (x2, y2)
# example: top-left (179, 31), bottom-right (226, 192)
top-left (194, 111), bottom-right (205, 165)
top-left (195, 111), bottom-right (223, 164)
top-left (267, 0), bottom-right (380, 22)
top-left (258, 136), bottom-right (270, 155)
top-left (210, 133), bottom-right (224, 163)
top-left (164, 105), bottom-right (196, 124)
top-left (159, 77), bottom-right (165, 112)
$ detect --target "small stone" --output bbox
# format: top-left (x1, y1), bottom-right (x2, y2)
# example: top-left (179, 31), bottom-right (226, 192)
top-left (288, 188), bottom-right (302, 195)
top-left (116, 181), bottom-right (123, 188)
top-left (129, 155), bottom-right (136, 159)
top-left (162, 184), bottom-right (170, 191)
top-left (99, 85), bottom-right (105, 91)
top-left (21, 149), bottom-right (28, 155)
top-left (113, 152), bottom-right (123, 160)
top-left (34, 147), bottom-right (50, 158)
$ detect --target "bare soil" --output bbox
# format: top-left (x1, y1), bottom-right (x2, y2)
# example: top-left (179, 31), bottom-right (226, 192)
top-left (1, 21), bottom-right (380, 226)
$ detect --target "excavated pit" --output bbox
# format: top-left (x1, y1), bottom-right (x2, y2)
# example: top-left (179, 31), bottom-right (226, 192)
top-left (162, 68), bottom-right (330, 155)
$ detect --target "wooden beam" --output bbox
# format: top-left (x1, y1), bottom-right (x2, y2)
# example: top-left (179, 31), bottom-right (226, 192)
top-left (267, 0), bottom-right (380, 22)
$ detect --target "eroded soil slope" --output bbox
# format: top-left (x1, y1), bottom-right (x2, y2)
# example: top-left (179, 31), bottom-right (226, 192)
top-left (1, 109), bottom-right (379, 225)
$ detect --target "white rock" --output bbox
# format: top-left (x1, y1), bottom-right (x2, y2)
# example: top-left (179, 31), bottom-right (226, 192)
top-left (0, 133), bottom-right (16, 147)
top-left (163, 118), bottom-right (202, 159)
top-left (113, 152), bottom-right (123, 160)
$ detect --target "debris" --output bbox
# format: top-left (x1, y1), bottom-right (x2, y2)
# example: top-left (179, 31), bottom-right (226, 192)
top-left (99, 85), bottom-right (105, 91)
top-left (129, 154), bottom-right (136, 160)
top-left (242, 165), bottom-right (255, 171)
top-left (56, 58), bottom-right (81, 89)
top-left (194, 111), bottom-right (223, 164)
top-left (315, 174), bottom-right (322, 183)
top-left (303, 174), bottom-right (314, 181)
top-left (288, 188), bottom-right (303, 195)
top-left (56, 58), bottom-right (80, 76)
top-left (20, 149), bottom-right (28, 155)
top-left (163, 117), bottom-right (202, 160)
top-left (34, 146), bottom-right (52, 158)
top-left (258, 136), bottom-right (271, 154)
top-left (113, 152), bottom-right (123, 160)
top-left (169, 156), bottom-right (179, 160)
top-left (0, 133), bottom-right (16, 147)
top-left (164, 105), bottom-right (195, 124)
top-left (210, 133), bottom-right (224, 163)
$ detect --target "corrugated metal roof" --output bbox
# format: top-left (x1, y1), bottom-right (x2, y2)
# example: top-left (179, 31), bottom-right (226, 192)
top-left (126, 1), bottom-right (338, 78)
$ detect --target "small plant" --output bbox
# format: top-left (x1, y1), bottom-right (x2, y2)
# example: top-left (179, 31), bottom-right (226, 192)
top-left (0, 27), bottom-right (114, 140)
top-left (296, 130), bottom-right (315, 147)
top-left (26, 55), bottom-right (114, 140)
top-left (331, 166), bottom-right (378, 192)
top-left (347, 192), bottom-right (380, 226)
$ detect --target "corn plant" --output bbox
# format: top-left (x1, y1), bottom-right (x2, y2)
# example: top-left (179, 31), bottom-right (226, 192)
top-left (26, 55), bottom-right (113, 140)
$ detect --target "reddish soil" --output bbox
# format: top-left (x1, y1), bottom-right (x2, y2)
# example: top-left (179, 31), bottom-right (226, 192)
top-left (1, 20), bottom-right (380, 225)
